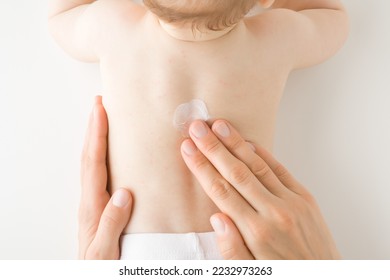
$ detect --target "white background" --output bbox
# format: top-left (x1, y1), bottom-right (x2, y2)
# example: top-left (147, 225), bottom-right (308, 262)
top-left (0, 0), bottom-right (389, 259)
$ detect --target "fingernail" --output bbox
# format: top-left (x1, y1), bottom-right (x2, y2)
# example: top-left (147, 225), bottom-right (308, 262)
top-left (214, 122), bottom-right (230, 138)
top-left (210, 216), bottom-right (226, 235)
top-left (182, 140), bottom-right (197, 156)
top-left (112, 189), bottom-right (130, 208)
top-left (191, 121), bottom-right (208, 138)
top-left (246, 141), bottom-right (256, 152)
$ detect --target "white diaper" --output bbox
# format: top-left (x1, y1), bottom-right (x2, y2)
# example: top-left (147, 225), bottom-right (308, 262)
top-left (120, 232), bottom-right (223, 260)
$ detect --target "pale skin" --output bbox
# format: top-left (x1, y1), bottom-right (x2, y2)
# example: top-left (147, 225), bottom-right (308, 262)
top-left (79, 96), bottom-right (132, 259)
top-left (80, 97), bottom-right (340, 259)
top-left (50, 0), bottom-right (348, 234)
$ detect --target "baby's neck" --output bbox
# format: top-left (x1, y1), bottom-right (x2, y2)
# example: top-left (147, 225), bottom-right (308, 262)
top-left (158, 20), bottom-right (237, 42)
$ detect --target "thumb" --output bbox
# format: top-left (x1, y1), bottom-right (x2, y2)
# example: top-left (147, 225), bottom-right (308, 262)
top-left (210, 213), bottom-right (254, 260)
top-left (86, 188), bottom-right (133, 259)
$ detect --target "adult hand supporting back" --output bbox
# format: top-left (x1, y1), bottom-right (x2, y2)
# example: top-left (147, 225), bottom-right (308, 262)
top-left (181, 120), bottom-right (341, 259)
top-left (79, 97), bottom-right (340, 259)
top-left (79, 96), bottom-right (132, 259)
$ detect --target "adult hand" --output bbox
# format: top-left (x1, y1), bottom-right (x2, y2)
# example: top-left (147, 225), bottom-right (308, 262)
top-left (181, 120), bottom-right (341, 259)
top-left (79, 96), bottom-right (133, 259)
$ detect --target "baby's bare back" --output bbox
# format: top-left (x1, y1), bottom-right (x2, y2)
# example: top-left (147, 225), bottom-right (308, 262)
top-left (49, 0), bottom-right (348, 234)
top-left (104, 12), bottom-right (289, 233)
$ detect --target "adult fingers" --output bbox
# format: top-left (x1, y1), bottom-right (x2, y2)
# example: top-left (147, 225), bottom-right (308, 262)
top-left (181, 138), bottom-right (257, 226)
top-left (211, 213), bottom-right (254, 260)
top-left (187, 120), bottom-right (277, 210)
top-left (211, 120), bottom-right (291, 198)
top-left (85, 189), bottom-right (132, 260)
top-left (80, 98), bottom-right (95, 167)
top-left (81, 96), bottom-right (108, 201)
top-left (81, 96), bottom-right (104, 178)
top-left (79, 96), bottom-right (110, 257)
top-left (251, 143), bottom-right (308, 196)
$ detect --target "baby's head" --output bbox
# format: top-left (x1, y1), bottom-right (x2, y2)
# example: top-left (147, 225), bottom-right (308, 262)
top-left (143, 0), bottom-right (265, 31)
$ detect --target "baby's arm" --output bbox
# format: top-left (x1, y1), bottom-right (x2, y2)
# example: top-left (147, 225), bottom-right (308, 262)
top-left (49, 0), bottom-right (143, 62)
top-left (49, 0), bottom-right (100, 62)
top-left (259, 0), bottom-right (349, 69)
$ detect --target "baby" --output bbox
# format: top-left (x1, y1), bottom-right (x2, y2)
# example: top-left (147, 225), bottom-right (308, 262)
top-left (49, 0), bottom-right (348, 259)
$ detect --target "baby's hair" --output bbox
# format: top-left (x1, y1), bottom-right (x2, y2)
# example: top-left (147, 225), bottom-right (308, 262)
top-left (143, 0), bottom-right (258, 31)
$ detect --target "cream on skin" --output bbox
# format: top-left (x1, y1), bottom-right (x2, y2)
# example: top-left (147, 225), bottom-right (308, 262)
top-left (173, 99), bottom-right (210, 137)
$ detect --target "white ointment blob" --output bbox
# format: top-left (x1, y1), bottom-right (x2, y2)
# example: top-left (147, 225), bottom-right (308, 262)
top-left (173, 99), bottom-right (210, 137)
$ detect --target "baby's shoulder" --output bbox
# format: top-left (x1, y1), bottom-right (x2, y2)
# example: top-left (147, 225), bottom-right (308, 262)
top-left (244, 7), bottom-right (349, 70)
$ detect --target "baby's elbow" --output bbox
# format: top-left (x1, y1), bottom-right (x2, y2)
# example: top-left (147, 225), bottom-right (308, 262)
top-left (318, 1), bottom-right (350, 47)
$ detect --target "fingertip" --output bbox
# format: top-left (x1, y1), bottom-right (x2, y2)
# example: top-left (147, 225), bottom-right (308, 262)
top-left (211, 213), bottom-right (254, 260)
top-left (189, 120), bottom-right (209, 139)
top-left (112, 188), bottom-right (132, 208)
top-left (92, 189), bottom-right (133, 259)
top-left (211, 120), bottom-right (247, 149)
top-left (212, 120), bottom-right (231, 138)
top-left (211, 119), bottom-right (228, 128)
top-left (91, 96), bottom-right (103, 120)
top-left (181, 138), bottom-right (198, 157)
top-left (92, 99), bottom-right (108, 135)
top-left (211, 213), bottom-right (237, 236)
top-left (210, 214), bottom-right (226, 235)
top-left (95, 95), bottom-right (102, 104)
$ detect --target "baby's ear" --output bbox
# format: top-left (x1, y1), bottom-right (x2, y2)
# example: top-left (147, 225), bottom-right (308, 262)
top-left (258, 0), bottom-right (274, 9)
